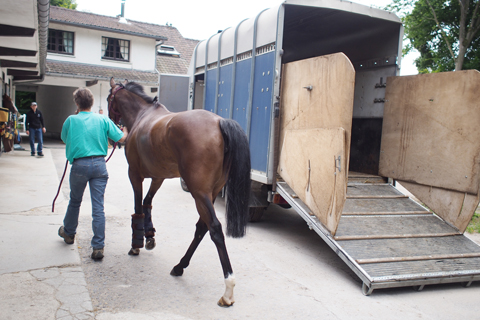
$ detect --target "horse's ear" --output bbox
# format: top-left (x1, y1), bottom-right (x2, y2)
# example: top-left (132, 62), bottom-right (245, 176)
top-left (123, 79), bottom-right (128, 85)
top-left (110, 77), bottom-right (116, 88)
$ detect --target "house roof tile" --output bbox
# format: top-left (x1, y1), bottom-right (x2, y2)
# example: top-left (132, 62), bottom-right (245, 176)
top-left (46, 60), bottom-right (159, 85)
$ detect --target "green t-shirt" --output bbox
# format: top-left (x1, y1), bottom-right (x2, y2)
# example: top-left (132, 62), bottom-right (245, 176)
top-left (61, 112), bottom-right (124, 163)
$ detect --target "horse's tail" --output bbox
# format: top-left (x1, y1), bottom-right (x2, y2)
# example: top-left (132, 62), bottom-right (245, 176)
top-left (219, 119), bottom-right (251, 238)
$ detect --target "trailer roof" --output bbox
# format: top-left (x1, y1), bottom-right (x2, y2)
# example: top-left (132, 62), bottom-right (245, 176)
top-left (193, 0), bottom-right (402, 68)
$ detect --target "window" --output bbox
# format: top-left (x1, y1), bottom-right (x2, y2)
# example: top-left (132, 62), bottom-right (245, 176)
top-left (102, 37), bottom-right (130, 61)
top-left (47, 29), bottom-right (74, 54)
top-left (157, 45), bottom-right (180, 57)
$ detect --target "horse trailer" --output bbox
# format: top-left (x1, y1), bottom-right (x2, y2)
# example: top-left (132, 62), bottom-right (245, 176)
top-left (186, 0), bottom-right (480, 294)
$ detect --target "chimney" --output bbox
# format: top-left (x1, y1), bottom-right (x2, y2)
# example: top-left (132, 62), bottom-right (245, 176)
top-left (118, 0), bottom-right (128, 24)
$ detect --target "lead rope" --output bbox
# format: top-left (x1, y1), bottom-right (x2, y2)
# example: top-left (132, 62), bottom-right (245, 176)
top-left (51, 142), bottom-right (118, 212)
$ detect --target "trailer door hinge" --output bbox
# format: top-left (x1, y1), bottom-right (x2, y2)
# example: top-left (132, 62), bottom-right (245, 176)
top-left (335, 156), bottom-right (341, 173)
top-left (374, 98), bottom-right (386, 103)
top-left (274, 101), bottom-right (280, 118)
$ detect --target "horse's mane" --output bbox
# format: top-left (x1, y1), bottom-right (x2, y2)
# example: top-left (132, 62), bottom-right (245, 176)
top-left (123, 82), bottom-right (156, 105)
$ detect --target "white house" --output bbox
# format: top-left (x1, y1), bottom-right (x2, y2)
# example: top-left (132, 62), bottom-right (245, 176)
top-left (13, 5), bottom-right (198, 138)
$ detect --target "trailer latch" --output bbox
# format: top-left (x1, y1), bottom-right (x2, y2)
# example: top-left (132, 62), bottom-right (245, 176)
top-left (375, 77), bottom-right (387, 88)
top-left (274, 101), bottom-right (280, 118)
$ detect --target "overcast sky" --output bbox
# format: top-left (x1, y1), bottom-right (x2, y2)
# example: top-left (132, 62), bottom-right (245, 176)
top-left (74, 0), bottom-right (418, 75)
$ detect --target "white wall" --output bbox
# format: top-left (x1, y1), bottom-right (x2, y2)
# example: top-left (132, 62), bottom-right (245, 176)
top-left (47, 22), bottom-right (157, 71)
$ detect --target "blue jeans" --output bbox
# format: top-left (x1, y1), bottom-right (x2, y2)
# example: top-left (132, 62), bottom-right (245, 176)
top-left (63, 157), bottom-right (108, 249)
top-left (29, 128), bottom-right (43, 154)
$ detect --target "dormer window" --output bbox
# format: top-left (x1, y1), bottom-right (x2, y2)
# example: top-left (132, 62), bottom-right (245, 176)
top-left (157, 45), bottom-right (180, 57)
top-left (102, 37), bottom-right (130, 62)
top-left (48, 29), bottom-right (74, 55)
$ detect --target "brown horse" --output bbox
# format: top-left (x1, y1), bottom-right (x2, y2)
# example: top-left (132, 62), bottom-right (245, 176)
top-left (107, 78), bottom-right (251, 307)
top-left (2, 94), bottom-right (18, 114)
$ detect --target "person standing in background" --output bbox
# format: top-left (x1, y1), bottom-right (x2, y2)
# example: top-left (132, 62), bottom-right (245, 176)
top-left (25, 102), bottom-right (46, 156)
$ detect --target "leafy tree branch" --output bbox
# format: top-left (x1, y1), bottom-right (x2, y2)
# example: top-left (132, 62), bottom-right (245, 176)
top-left (387, 0), bottom-right (480, 72)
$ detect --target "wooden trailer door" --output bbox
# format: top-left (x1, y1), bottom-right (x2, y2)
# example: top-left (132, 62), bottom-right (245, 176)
top-left (278, 53), bottom-right (355, 235)
top-left (379, 70), bottom-right (480, 232)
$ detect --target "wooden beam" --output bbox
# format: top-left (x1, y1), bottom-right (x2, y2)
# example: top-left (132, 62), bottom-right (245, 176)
top-left (342, 211), bottom-right (429, 215)
top-left (335, 232), bottom-right (460, 241)
top-left (346, 195), bottom-right (408, 199)
top-left (86, 79), bottom-right (98, 87)
top-left (356, 252), bottom-right (480, 264)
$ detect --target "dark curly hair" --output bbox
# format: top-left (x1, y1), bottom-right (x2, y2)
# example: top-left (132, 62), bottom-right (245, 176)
top-left (73, 87), bottom-right (94, 111)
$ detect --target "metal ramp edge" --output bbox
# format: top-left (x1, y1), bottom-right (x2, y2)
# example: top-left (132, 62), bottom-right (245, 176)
top-left (276, 181), bottom-right (480, 295)
top-left (276, 181), bottom-right (374, 291)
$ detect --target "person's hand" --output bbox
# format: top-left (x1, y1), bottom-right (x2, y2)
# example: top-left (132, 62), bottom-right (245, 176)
top-left (26, 130), bottom-right (29, 136)
top-left (118, 126), bottom-right (128, 143)
top-left (42, 128), bottom-right (46, 133)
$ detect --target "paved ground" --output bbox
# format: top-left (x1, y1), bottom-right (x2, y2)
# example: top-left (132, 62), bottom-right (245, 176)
top-left (1, 138), bottom-right (480, 320)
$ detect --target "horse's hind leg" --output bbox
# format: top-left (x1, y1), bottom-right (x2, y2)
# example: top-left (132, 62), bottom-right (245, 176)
top-left (208, 213), bottom-right (236, 307)
top-left (143, 179), bottom-right (163, 250)
top-left (173, 194), bottom-right (236, 307)
top-left (170, 217), bottom-right (208, 276)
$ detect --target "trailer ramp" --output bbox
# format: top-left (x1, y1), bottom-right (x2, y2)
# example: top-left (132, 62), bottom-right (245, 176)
top-left (276, 173), bottom-right (480, 295)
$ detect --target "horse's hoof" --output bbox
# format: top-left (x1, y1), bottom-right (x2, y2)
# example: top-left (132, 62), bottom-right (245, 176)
top-left (145, 238), bottom-right (156, 250)
top-left (128, 248), bottom-right (140, 256)
top-left (217, 296), bottom-right (234, 307)
top-left (170, 266), bottom-right (184, 276)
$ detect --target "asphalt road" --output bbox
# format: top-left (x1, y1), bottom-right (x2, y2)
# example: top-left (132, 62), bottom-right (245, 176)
top-left (44, 140), bottom-right (480, 320)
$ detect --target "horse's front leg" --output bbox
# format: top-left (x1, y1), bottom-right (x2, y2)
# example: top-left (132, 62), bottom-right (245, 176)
top-left (171, 217), bottom-right (209, 276)
top-left (143, 178), bottom-right (163, 250)
top-left (128, 169), bottom-right (144, 256)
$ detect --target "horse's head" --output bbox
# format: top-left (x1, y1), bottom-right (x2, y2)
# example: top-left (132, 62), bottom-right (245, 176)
top-left (108, 77), bottom-right (163, 128)
top-left (2, 94), bottom-right (18, 114)
top-left (107, 77), bottom-right (126, 125)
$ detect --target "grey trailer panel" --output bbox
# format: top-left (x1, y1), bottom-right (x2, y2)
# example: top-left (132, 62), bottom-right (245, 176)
top-left (158, 74), bottom-right (189, 113)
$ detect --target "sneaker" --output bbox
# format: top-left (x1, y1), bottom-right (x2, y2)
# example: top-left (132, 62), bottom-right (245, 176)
top-left (31, 153), bottom-right (35, 156)
top-left (58, 226), bottom-right (74, 244)
top-left (91, 248), bottom-right (104, 260)
top-left (37, 152), bottom-right (44, 157)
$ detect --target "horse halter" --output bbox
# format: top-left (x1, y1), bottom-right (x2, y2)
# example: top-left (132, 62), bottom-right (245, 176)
top-left (108, 85), bottom-right (124, 125)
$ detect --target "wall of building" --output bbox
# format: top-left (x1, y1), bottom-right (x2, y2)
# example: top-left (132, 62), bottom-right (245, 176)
top-left (47, 22), bottom-right (157, 71)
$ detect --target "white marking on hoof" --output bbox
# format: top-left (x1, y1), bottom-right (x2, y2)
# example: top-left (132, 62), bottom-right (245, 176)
top-left (218, 273), bottom-right (235, 307)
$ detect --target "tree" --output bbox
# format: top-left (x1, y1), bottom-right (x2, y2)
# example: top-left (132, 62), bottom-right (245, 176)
top-left (388, 0), bottom-right (480, 72)
top-left (50, 0), bottom-right (77, 10)
top-left (15, 91), bottom-right (36, 115)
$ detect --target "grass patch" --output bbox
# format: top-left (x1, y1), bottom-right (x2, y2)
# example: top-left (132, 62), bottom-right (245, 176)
top-left (466, 211), bottom-right (480, 233)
